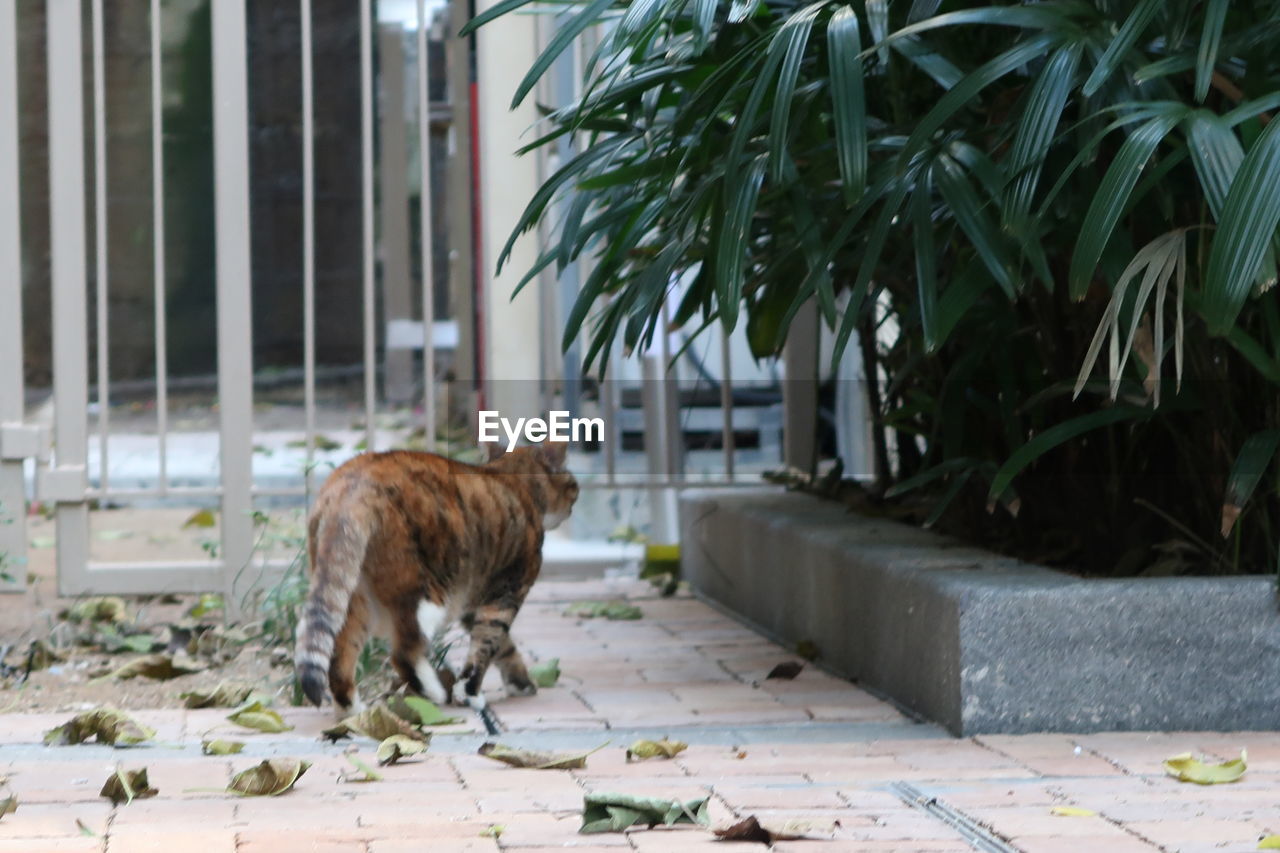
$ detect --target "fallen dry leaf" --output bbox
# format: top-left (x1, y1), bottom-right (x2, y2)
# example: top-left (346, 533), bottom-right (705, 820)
top-left (100, 767), bottom-right (158, 805)
top-left (201, 739), bottom-right (245, 756)
top-left (182, 683), bottom-right (257, 709)
top-left (480, 824), bottom-right (504, 839)
top-left (1163, 750), bottom-right (1247, 785)
top-left (377, 735), bottom-right (428, 766)
top-left (580, 792), bottom-right (709, 833)
top-left (99, 653), bottom-right (204, 682)
top-left (66, 596), bottom-right (128, 624)
top-left (226, 701), bottom-right (293, 734)
top-left (226, 759), bottom-right (310, 797)
top-left (714, 815), bottom-right (839, 843)
top-left (626, 738), bottom-right (687, 761)
top-left (44, 708), bottom-right (155, 746)
top-left (0, 783), bottom-right (14, 821)
top-left (324, 703), bottom-right (429, 742)
top-left (766, 661), bottom-right (805, 680)
top-left (478, 741), bottom-right (604, 770)
top-left (183, 509), bottom-right (217, 529)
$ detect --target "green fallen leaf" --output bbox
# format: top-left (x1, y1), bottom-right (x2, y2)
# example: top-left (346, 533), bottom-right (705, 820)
top-left (182, 509), bottom-right (217, 529)
top-left (44, 708), bottom-right (155, 746)
top-left (478, 741), bottom-right (605, 770)
top-left (187, 593), bottom-right (224, 619)
top-left (580, 792), bottom-right (710, 833)
top-left (202, 739), bottom-right (245, 756)
top-left (0, 788), bottom-right (14, 820)
top-left (626, 738), bottom-right (687, 761)
top-left (227, 701), bottom-right (293, 734)
top-left (387, 693), bottom-right (460, 727)
top-left (98, 653), bottom-right (204, 682)
top-left (377, 735), bottom-right (428, 766)
top-left (76, 818), bottom-right (95, 836)
top-left (480, 824), bottom-right (504, 839)
top-left (182, 683), bottom-right (257, 709)
top-left (67, 596), bottom-right (128, 624)
top-left (29, 536), bottom-right (55, 549)
top-left (94, 529), bottom-right (133, 541)
top-left (100, 631), bottom-right (161, 655)
top-left (1259, 835), bottom-right (1280, 850)
top-left (340, 752), bottom-right (383, 783)
top-left (340, 753), bottom-right (378, 778)
top-left (562, 600), bottom-right (642, 620)
top-left (324, 703), bottom-right (430, 742)
top-left (529, 658), bottom-right (560, 688)
top-left (1050, 806), bottom-right (1097, 817)
top-left (226, 758), bottom-right (310, 797)
top-left (100, 767), bottom-right (157, 805)
top-left (1163, 750), bottom-right (1247, 785)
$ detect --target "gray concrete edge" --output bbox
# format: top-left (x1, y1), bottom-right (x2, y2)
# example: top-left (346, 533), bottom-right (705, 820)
top-left (679, 487), bottom-right (1280, 736)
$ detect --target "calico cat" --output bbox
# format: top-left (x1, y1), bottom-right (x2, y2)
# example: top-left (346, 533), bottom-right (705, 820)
top-left (294, 443), bottom-right (579, 724)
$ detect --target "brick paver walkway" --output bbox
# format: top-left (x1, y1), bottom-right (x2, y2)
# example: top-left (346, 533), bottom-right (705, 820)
top-left (0, 577), bottom-right (1275, 852)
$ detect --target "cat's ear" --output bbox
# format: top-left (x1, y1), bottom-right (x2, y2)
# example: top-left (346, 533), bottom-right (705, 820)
top-left (482, 442), bottom-right (506, 462)
top-left (537, 441), bottom-right (569, 469)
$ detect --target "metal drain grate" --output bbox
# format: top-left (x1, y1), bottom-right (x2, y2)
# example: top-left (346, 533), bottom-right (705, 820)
top-left (888, 781), bottom-right (1020, 853)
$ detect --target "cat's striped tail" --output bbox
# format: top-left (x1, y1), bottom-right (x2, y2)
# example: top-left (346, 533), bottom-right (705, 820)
top-left (294, 508), bottom-right (373, 707)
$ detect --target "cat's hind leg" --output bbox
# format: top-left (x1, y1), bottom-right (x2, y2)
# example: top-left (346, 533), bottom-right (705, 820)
top-left (389, 600), bottom-right (448, 705)
top-left (329, 592), bottom-right (370, 719)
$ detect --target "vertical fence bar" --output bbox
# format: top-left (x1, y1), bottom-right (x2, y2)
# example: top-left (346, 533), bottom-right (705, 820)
top-left (212, 0), bottom-right (255, 609)
top-left (300, 0), bottom-right (317, 490)
top-left (0, 0), bottom-right (26, 587)
top-left (602, 356), bottom-right (616, 485)
top-left (360, 0), bottom-right (376, 454)
top-left (92, 0), bottom-right (110, 496)
top-left (416, 0), bottom-right (436, 442)
top-left (47, 0), bottom-right (92, 592)
top-left (150, 0), bottom-right (169, 494)
top-left (719, 328), bottom-right (735, 482)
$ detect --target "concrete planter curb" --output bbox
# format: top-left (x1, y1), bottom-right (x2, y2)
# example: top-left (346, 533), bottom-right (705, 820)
top-left (680, 487), bottom-right (1280, 735)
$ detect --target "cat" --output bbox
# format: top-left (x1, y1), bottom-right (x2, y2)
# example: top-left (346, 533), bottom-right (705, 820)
top-left (294, 442), bottom-right (579, 725)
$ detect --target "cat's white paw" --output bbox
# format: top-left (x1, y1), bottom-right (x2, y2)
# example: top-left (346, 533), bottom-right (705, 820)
top-left (451, 680), bottom-right (469, 706)
top-left (415, 661), bottom-right (448, 706)
top-left (505, 681), bottom-right (537, 698)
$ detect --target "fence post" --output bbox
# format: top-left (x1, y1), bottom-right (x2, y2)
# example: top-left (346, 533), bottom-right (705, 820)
top-left (379, 25), bottom-right (415, 405)
top-left (211, 0), bottom-right (255, 612)
top-left (46, 0), bottom-right (92, 595)
top-left (0, 0), bottom-right (25, 591)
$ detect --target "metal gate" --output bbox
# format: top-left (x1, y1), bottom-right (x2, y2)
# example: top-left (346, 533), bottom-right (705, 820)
top-left (0, 0), bottom-right (445, 603)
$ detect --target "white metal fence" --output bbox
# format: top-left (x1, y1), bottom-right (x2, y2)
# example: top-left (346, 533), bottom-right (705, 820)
top-left (0, 0), bottom-right (819, 601)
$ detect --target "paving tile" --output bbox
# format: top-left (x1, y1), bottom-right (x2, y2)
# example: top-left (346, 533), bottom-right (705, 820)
top-left (0, 802), bottom-right (111, 839)
top-left (106, 827), bottom-right (238, 853)
top-left (1009, 836), bottom-right (1160, 853)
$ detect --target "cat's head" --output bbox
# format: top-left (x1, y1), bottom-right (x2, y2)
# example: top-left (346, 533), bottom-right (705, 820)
top-left (486, 442), bottom-right (580, 529)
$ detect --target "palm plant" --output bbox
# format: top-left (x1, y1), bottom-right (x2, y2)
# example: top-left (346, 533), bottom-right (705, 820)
top-left (465, 0), bottom-right (1280, 576)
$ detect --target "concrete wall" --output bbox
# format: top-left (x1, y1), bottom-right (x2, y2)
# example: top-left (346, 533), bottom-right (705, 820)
top-left (681, 488), bottom-right (1280, 735)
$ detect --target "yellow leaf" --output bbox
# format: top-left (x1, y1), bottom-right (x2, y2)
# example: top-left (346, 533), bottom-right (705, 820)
top-left (1050, 806), bottom-right (1096, 817)
top-left (1162, 750), bottom-right (1247, 785)
top-left (183, 509), bottom-right (217, 529)
top-left (626, 738), bottom-right (688, 761)
top-left (1259, 836), bottom-right (1280, 850)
